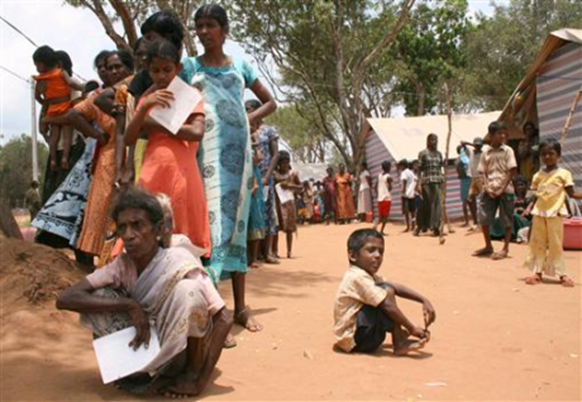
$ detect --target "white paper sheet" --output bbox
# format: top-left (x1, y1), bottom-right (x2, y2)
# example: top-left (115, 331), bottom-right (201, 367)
top-left (149, 76), bottom-right (203, 135)
top-left (276, 183), bottom-right (294, 204)
top-left (92, 326), bottom-right (160, 384)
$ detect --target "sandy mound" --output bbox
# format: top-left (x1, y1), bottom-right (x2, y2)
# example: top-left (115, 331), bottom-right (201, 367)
top-left (0, 238), bottom-right (85, 316)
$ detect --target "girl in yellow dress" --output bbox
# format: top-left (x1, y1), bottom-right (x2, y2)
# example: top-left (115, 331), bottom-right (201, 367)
top-left (523, 139), bottom-right (582, 287)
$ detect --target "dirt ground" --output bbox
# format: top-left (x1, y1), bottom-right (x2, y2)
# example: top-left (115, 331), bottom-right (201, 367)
top-left (1, 222), bottom-right (581, 401)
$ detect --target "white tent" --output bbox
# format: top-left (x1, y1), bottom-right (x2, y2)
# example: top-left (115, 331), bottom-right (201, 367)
top-left (366, 112), bottom-right (501, 220)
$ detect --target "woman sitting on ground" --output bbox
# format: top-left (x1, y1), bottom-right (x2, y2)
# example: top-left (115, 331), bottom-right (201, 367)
top-left (56, 187), bottom-right (232, 398)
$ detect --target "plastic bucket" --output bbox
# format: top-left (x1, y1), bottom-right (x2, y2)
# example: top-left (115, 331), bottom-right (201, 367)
top-left (563, 218), bottom-right (582, 250)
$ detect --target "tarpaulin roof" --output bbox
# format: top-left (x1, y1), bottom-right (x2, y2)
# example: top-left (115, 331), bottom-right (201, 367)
top-left (292, 162), bottom-right (329, 182)
top-left (498, 28), bottom-right (582, 138)
top-left (367, 111), bottom-right (501, 162)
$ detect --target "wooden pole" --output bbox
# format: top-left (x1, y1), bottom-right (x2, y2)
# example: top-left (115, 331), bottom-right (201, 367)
top-left (30, 78), bottom-right (39, 182)
top-left (560, 86), bottom-right (582, 146)
top-left (439, 83), bottom-right (454, 245)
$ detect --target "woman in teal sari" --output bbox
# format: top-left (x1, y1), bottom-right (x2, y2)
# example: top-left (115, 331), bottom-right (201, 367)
top-left (181, 4), bottom-right (276, 335)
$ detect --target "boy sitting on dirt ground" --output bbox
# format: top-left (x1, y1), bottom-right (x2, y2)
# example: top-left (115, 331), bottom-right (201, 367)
top-left (333, 228), bottom-right (435, 355)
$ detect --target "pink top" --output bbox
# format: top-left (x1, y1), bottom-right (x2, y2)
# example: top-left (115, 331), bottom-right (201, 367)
top-left (86, 248), bottom-right (224, 315)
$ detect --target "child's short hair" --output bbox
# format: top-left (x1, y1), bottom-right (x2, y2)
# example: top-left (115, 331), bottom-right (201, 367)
top-left (381, 160), bottom-right (391, 172)
top-left (397, 159), bottom-right (408, 169)
top-left (488, 121), bottom-right (506, 136)
top-left (539, 138), bottom-right (562, 156)
top-left (513, 174), bottom-right (529, 187)
top-left (279, 149), bottom-right (291, 162)
top-left (141, 10), bottom-right (184, 50)
top-left (348, 229), bottom-right (384, 254)
top-left (33, 45), bottom-right (58, 69)
top-left (245, 99), bottom-right (262, 111)
top-left (55, 50), bottom-right (73, 76)
top-left (146, 39), bottom-right (180, 65)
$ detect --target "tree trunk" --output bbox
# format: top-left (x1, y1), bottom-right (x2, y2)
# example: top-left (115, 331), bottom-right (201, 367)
top-left (109, 0), bottom-right (138, 48)
top-left (417, 83), bottom-right (426, 116)
top-left (0, 202), bottom-right (23, 240)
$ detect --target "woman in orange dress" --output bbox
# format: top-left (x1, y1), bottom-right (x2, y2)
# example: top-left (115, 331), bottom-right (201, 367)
top-left (71, 51), bottom-right (134, 260)
top-left (125, 40), bottom-right (210, 253)
top-left (335, 163), bottom-right (356, 223)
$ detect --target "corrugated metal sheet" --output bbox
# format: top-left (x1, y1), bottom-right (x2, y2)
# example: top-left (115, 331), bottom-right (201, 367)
top-left (365, 131), bottom-right (464, 222)
top-left (499, 28), bottom-right (582, 139)
top-left (536, 41), bottom-right (582, 189)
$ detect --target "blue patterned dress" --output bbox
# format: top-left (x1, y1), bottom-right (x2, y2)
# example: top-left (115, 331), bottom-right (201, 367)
top-left (256, 125), bottom-right (279, 236)
top-left (181, 57), bottom-right (256, 281)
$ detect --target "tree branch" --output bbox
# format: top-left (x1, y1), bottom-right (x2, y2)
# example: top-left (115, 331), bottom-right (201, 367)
top-left (81, 0), bottom-right (131, 51)
top-left (109, 0), bottom-right (138, 48)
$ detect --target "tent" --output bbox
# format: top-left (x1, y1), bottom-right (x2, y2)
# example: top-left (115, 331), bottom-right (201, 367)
top-left (291, 162), bottom-right (328, 183)
top-left (366, 112), bottom-right (500, 221)
top-left (498, 28), bottom-right (582, 189)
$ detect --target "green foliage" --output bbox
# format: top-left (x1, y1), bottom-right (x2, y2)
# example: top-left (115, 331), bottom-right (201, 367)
top-left (0, 135), bottom-right (48, 208)
top-left (394, 0), bottom-right (471, 116)
top-left (460, 0), bottom-right (582, 111)
top-left (265, 105), bottom-right (329, 164)
top-left (229, 0), bottom-right (410, 168)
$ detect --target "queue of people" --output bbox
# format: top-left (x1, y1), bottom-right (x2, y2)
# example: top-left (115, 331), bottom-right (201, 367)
top-left (23, 3), bottom-right (581, 398)
top-left (32, 5), bottom-right (281, 397)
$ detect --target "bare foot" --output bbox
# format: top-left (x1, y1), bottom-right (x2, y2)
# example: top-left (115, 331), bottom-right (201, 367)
top-left (250, 262), bottom-right (262, 269)
top-left (234, 308), bottom-right (263, 332)
top-left (394, 337), bottom-right (427, 356)
top-left (403, 228), bottom-right (410, 233)
top-left (61, 157), bottom-right (69, 170)
top-left (264, 255), bottom-right (280, 265)
top-left (50, 159), bottom-right (57, 171)
top-left (560, 276), bottom-right (575, 287)
top-left (472, 247), bottom-right (493, 257)
top-left (224, 332), bottom-right (237, 348)
top-left (525, 274), bottom-right (542, 285)
top-left (162, 371), bottom-right (200, 399)
top-left (491, 249), bottom-right (509, 260)
top-left (287, 252), bottom-right (292, 259)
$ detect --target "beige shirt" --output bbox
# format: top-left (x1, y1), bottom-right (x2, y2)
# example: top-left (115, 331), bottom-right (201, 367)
top-left (478, 144), bottom-right (517, 194)
top-left (333, 265), bottom-right (388, 352)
